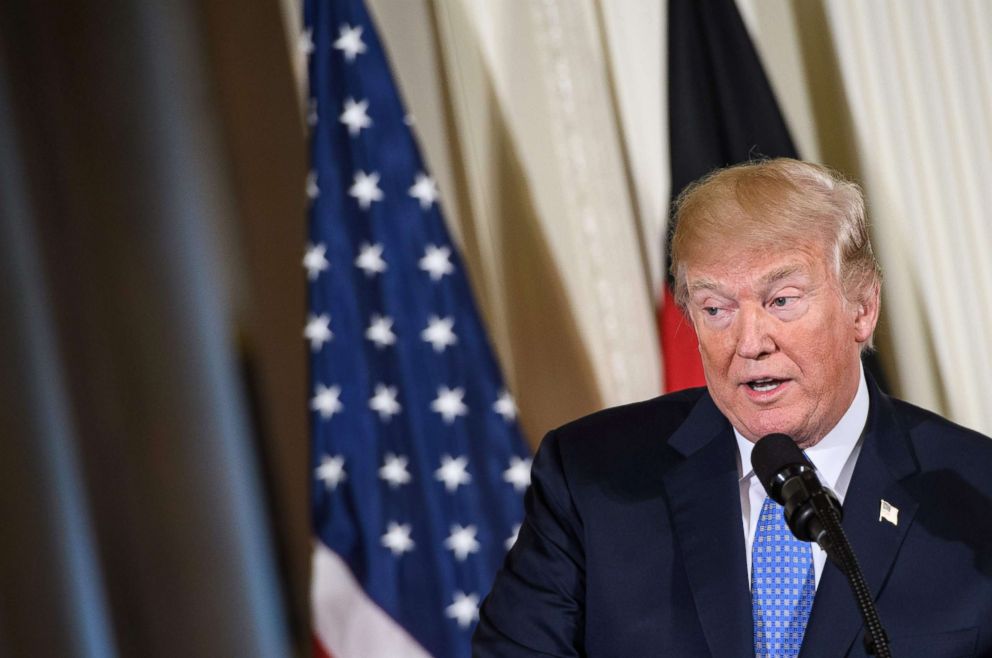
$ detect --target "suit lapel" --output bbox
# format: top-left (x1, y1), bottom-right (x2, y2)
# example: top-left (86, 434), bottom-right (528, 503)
top-left (800, 381), bottom-right (919, 657)
top-left (662, 394), bottom-right (753, 657)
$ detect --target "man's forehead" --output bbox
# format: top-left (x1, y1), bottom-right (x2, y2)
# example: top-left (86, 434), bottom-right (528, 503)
top-left (686, 249), bottom-right (822, 294)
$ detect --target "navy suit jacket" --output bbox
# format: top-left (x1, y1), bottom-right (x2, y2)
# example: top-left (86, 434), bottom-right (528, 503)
top-left (474, 380), bottom-right (992, 657)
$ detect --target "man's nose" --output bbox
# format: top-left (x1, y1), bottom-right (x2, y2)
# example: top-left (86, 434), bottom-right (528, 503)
top-left (736, 305), bottom-right (776, 359)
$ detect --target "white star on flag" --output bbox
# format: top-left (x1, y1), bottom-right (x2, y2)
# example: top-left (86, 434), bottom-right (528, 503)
top-left (445, 591), bottom-right (479, 629)
top-left (311, 383), bottom-right (343, 420)
top-left (379, 453), bottom-right (412, 488)
top-left (349, 170), bottom-right (383, 210)
top-left (366, 314), bottom-right (397, 348)
top-left (408, 172), bottom-right (439, 209)
top-left (435, 454), bottom-right (471, 492)
top-left (381, 521), bottom-right (414, 556)
top-left (303, 242), bottom-right (329, 281)
top-left (315, 454), bottom-right (346, 490)
top-left (333, 23), bottom-right (367, 62)
top-left (298, 27), bottom-right (314, 57)
top-left (419, 244), bottom-right (454, 281)
top-left (355, 242), bottom-right (387, 276)
top-left (493, 389), bottom-right (517, 422)
top-left (505, 523), bottom-right (521, 550)
top-left (431, 386), bottom-right (468, 423)
top-left (307, 97), bottom-right (318, 128)
top-left (339, 97), bottom-right (372, 136)
top-left (421, 315), bottom-right (457, 352)
top-left (306, 170), bottom-right (320, 200)
top-left (444, 524), bottom-right (480, 561)
top-left (503, 456), bottom-right (532, 492)
top-left (304, 313), bottom-right (333, 351)
top-left (369, 383), bottom-right (401, 421)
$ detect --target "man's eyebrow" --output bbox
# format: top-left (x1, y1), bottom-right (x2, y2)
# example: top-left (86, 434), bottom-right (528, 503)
top-left (686, 279), bottom-right (725, 296)
top-left (759, 265), bottom-right (805, 287)
top-left (687, 265), bottom-right (807, 296)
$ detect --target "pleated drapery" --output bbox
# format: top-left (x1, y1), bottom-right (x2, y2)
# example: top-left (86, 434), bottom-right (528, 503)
top-left (362, 0), bottom-right (992, 441)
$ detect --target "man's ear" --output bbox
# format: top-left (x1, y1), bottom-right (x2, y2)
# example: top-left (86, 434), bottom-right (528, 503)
top-left (853, 283), bottom-right (881, 344)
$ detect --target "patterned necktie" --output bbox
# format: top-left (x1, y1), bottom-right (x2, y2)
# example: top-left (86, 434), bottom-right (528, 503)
top-left (751, 495), bottom-right (816, 657)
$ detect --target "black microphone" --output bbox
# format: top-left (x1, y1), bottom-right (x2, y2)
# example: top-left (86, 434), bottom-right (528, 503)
top-left (751, 433), bottom-right (892, 657)
top-left (750, 433), bottom-right (842, 551)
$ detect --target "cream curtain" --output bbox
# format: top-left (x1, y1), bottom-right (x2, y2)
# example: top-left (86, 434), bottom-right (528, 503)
top-left (315, 0), bottom-right (992, 443)
top-left (814, 0), bottom-right (992, 436)
top-left (368, 0), bottom-right (662, 446)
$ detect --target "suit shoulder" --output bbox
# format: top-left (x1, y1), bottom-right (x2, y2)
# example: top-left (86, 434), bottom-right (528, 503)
top-left (539, 387), bottom-right (707, 466)
top-left (890, 396), bottom-right (992, 470)
top-left (552, 387), bottom-right (705, 440)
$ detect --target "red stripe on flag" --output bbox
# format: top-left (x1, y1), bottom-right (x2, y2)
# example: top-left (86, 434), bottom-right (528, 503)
top-left (659, 284), bottom-right (706, 392)
top-left (313, 634), bottom-right (334, 658)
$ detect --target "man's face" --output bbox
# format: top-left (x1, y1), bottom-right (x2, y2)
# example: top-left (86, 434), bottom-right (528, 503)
top-left (685, 241), bottom-right (877, 447)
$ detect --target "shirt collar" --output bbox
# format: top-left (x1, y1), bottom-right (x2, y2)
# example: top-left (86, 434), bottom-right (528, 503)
top-left (734, 363), bottom-right (869, 489)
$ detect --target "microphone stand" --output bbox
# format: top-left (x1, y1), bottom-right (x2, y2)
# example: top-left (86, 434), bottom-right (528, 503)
top-left (807, 490), bottom-right (892, 658)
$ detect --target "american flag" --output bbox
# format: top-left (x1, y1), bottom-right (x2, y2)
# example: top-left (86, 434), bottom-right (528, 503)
top-left (303, 1), bottom-right (531, 656)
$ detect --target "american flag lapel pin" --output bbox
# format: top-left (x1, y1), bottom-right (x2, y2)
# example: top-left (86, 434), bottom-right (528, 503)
top-left (879, 499), bottom-right (899, 526)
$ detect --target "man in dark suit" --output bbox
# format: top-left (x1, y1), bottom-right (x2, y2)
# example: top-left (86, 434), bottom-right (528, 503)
top-left (473, 159), bottom-right (992, 657)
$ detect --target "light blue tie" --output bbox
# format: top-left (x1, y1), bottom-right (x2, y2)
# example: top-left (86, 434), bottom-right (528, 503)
top-left (751, 495), bottom-right (816, 657)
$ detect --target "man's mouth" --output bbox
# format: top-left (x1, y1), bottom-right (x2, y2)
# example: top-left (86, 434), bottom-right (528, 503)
top-left (746, 378), bottom-right (786, 392)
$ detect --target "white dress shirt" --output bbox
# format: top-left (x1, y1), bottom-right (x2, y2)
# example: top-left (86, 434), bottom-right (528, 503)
top-left (735, 364), bottom-right (869, 588)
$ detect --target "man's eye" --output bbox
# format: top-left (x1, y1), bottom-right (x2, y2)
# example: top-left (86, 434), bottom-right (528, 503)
top-left (772, 297), bottom-right (791, 308)
top-left (703, 307), bottom-right (719, 317)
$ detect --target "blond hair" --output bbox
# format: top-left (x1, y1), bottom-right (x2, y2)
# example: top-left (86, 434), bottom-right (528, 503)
top-left (670, 158), bottom-right (881, 345)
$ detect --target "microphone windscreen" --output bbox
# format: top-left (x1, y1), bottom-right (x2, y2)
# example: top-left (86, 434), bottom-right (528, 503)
top-left (751, 433), bottom-right (806, 492)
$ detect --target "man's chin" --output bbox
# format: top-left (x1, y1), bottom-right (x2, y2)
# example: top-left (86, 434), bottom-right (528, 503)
top-left (749, 427), bottom-right (819, 449)
top-left (735, 414), bottom-right (805, 445)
